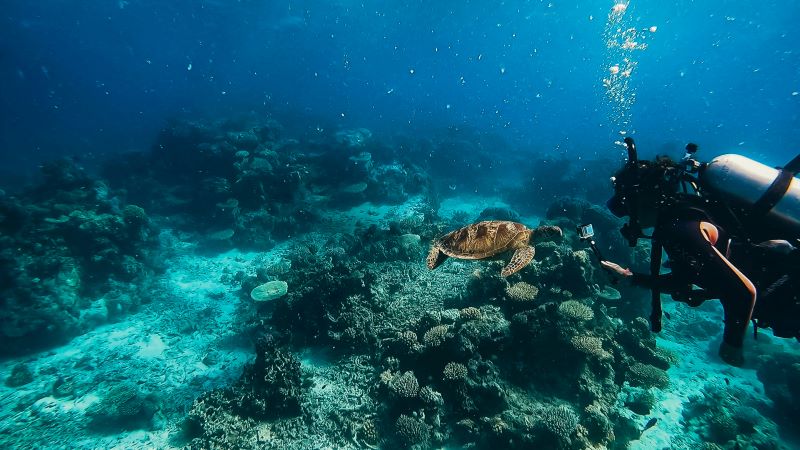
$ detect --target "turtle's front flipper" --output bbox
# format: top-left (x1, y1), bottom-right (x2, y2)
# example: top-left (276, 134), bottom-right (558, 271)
top-left (502, 245), bottom-right (535, 276)
top-left (427, 245), bottom-right (448, 270)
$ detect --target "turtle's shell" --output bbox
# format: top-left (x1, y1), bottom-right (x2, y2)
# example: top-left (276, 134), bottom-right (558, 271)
top-left (437, 221), bottom-right (529, 260)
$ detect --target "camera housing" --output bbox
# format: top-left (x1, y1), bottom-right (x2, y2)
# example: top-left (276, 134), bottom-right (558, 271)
top-left (577, 224), bottom-right (595, 241)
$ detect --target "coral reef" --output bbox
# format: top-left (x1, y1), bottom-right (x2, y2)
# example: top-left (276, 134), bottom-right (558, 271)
top-left (265, 234), bottom-right (380, 353)
top-left (2, 114), bottom-right (792, 450)
top-left (184, 337), bottom-right (304, 447)
top-left (0, 159), bottom-right (159, 355)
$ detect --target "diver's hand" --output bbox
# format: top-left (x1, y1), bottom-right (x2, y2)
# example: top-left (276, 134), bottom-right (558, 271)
top-left (601, 261), bottom-right (633, 278)
top-left (600, 260), bottom-right (633, 286)
top-left (718, 342), bottom-right (745, 367)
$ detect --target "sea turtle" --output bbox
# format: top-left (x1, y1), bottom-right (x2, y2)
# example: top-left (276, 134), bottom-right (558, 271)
top-left (426, 221), bottom-right (562, 277)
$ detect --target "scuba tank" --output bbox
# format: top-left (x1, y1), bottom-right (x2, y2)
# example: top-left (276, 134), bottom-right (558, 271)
top-left (699, 154), bottom-right (800, 237)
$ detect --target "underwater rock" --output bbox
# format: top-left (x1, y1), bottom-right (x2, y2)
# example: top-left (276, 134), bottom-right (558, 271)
top-left (615, 317), bottom-right (673, 370)
top-left (340, 182), bottom-right (368, 194)
top-left (185, 389), bottom-right (258, 449)
top-left (226, 130), bottom-right (259, 150)
top-left (269, 236), bottom-right (377, 351)
top-left (682, 382), bottom-right (783, 448)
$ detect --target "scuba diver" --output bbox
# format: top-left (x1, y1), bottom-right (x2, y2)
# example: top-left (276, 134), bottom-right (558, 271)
top-left (598, 138), bottom-right (800, 366)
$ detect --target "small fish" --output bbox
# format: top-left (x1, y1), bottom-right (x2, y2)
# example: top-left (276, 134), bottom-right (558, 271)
top-left (642, 418), bottom-right (658, 432)
top-left (664, 311), bottom-right (671, 320)
top-left (725, 378), bottom-right (730, 386)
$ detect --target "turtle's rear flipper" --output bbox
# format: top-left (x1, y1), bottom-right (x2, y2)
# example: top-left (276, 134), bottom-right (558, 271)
top-left (502, 245), bottom-right (535, 277)
top-left (427, 246), bottom-right (448, 270)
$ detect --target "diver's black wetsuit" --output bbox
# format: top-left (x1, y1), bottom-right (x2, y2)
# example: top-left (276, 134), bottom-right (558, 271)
top-left (629, 206), bottom-right (757, 349)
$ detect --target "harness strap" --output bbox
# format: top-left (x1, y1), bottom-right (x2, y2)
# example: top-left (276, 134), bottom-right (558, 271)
top-left (649, 238), bottom-right (664, 332)
top-left (752, 154), bottom-right (800, 216)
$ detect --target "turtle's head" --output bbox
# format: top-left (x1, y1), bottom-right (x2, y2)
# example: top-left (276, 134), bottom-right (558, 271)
top-left (531, 225), bottom-right (563, 243)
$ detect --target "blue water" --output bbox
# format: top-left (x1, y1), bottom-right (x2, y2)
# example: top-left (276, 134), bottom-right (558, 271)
top-left (1, 1), bottom-right (800, 449)
top-left (2, 0), bottom-right (797, 171)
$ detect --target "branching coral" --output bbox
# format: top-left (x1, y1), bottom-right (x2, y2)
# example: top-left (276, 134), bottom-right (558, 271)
top-left (397, 331), bottom-right (419, 350)
top-left (558, 300), bottom-right (594, 322)
top-left (395, 414), bottom-right (430, 446)
top-left (570, 335), bottom-right (611, 360)
top-left (443, 362), bottom-right (468, 381)
top-left (538, 404), bottom-right (579, 444)
top-left (459, 307), bottom-right (482, 321)
top-left (419, 386), bottom-right (444, 407)
top-left (505, 282), bottom-right (539, 303)
top-left (423, 324), bottom-right (450, 347)
top-left (388, 371), bottom-right (420, 399)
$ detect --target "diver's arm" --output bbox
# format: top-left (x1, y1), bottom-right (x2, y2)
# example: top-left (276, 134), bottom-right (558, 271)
top-left (600, 261), bottom-right (692, 298)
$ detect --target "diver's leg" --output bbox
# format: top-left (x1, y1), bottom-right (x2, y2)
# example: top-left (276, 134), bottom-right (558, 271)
top-left (672, 221), bottom-right (755, 365)
top-left (695, 225), bottom-right (756, 365)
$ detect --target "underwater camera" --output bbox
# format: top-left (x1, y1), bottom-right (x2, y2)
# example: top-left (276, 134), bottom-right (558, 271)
top-left (577, 223), bottom-right (594, 241)
top-left (577, 223), bottom-right (603, 262)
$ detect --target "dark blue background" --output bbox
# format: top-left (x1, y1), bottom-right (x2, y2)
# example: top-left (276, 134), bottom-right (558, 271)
top-left (1, 0), bottom-right (798, 174)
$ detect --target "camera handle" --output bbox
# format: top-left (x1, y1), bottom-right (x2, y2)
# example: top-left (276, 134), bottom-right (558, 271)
top-left (576, 225), bottom-right (604, 262)
top-left (586, 238), bottom-right (604, 263)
